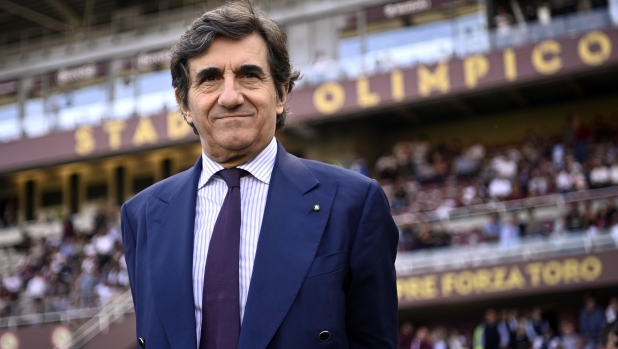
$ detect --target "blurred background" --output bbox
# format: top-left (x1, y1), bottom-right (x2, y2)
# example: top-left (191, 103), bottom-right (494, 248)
top-left (0, 0), bottom-right (618, 348)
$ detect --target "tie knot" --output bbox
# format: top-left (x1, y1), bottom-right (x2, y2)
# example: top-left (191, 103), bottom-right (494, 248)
top-left (217, 168), bottom-right (247, 188)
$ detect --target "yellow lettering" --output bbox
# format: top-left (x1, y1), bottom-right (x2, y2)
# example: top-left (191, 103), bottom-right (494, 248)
top-left (563, 259), bottom-right (580, 283)
top-left (532, 40), bottom-right (562, 75)
top-left (580, 256), bottom-right (602, 281)
top-left (133, 117), bottom-right (159, 146)
top-left (441, 273), bottom-right (455, 297)
top-left (313, 82), bottom-right (345, 115)
top-left (418, 63), bottom-right (450, 97)
top-left (504, 49), bottom-right (517, 81)
top-left (397, 279), bottom-right (404, 300)
top-left (103, 120), bottom-right (126, 150)
top-left (391, 69), bottom-right (405, 101)
top-left (578, 31), bottom-right (612, 66)
top-left (464, 55), bottom-right (489, 88)
top-left (474, 269), bottom-right (492, 292)
top-left (423, 275), bottom-right (438, 299)
top-left (167, 111), bottom-right (193, 140)
top-left (357, 76), bottom-right (380, 108)
top-left (492, 267), bottom-right (507, 291)
top-left (505, 266), bottom-right (526, 290)
top-left (542, 260), bottom-right (562, 286)
top-left (75, 126), bottom-right (95, 156)
top-left (454, 271), bottom-right (475, 295)
top-left (526, 263), bottom-right (543, 287)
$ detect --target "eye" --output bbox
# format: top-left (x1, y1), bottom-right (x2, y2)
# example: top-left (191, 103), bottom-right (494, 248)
top-left (243, 73), bottom-right (257, 79)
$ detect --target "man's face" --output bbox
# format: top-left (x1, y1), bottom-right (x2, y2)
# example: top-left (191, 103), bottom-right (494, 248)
top-left (178, 33), bottom-right (286, 166)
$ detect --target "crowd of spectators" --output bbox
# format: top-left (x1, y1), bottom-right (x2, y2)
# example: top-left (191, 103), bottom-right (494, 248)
top-left (0, 203), bottom-right (128, 318)
top-left (399, 296), bottom-right (618, 349)
top-left (373, 114), bottom-right (618, 252)
top-left (372, 114), bottom-right (618, 213)
top-left (397, 197), bottom-right (618, 252)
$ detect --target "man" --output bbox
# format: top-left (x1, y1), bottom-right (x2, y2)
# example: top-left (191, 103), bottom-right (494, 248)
top-left (601, 322), bottom-right (617, 349)
top-left (580, 297), bottom-right (606, 349)
top-left (473, 309), bottom-right (509, 349)
top-left (121, 3), bottom-right (399, 349)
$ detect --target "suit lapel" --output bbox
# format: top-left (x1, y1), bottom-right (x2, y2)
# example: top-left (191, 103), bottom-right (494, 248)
top-left (238, 143), bottom-right (338, 349)
top-left (146, 158), bottom-right (201, 349)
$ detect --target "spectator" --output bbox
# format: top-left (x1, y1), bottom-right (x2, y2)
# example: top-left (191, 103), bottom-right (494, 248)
top-left (610, 158), bottom-right (618, 186)
top-left (349, 153), bottom-right (369, 177)
top-left (558, 320), bottom-right (580, 349)
top-left (580, 297), bottom-right (606, 349)
top-left (566, 204), bottom-right (586, 232)
top-left (590, 159), bottom-right (611, 188)
top-left (310, 50), bottom-right (337, 84)
top-left (92, 228), bottom-right (115, 269)
top-left (523, 208), bottom-right (545, 238)
top-left (394, 141), bottom-right (414, 177)
top-left (26, 271), bottom-right (47, 312)
top-left (411, 326), bottom-right (433, 349)
top-left (527, 306), bottom-right (550, 341)
top-left (600, 321), bottom-right (617, 349)
top-left (479, 309), bottom-right (509, 349)
top-left (556, 169), bottom-right (574, 193)
top-left (93, 203), bottom-right (108, 235)
top-left (399, 322), bottom-right (415, 349)
top-left (500, 213), bottom-right (520, 248)
top-left (494, 6), bottom-right (514, 34)
top-left (391, 180), bottom-right (409, 211)
top-left (375, 152), bottom-right (398, 181)
top-left (506, 308), bottom-right (521, 349)
top-left (433, 327), bottom-right (448, 349)
top-left (512, 324), bottom-right (531, 349)
top-left (448, 328), bottom-right (468, 349)
top-left (528, 169), bottom-right (549, 197)
top-left (532, 328), bottom-right (560, 349)
top-left (493, 152), bottom-right (517, 179)
top-left (553, 143), bottom-right (566, 170)
top-left (94, 279), bottom-right (116, 307)
top-left (485, 213), bottom-right (502, 242)
top-left (489, 174), bottom-right (512, 200)
top-left (607, 297), bottom-right (617, 324)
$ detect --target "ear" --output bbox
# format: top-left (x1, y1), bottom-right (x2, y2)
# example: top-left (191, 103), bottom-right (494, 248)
top-left (275, 83), bottom-right (288, 115)
top-left (175, 90), bottom-right (192, 123)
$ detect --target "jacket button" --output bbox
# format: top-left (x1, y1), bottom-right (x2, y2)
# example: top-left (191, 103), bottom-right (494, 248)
top-left (318, 330), bottom-right (330, 342)
top-left (138, 337), bottom-right (146, 348)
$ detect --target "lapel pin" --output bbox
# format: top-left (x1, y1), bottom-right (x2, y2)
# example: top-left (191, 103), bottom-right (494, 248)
top-left (313, 205), bottom-right (320, 212)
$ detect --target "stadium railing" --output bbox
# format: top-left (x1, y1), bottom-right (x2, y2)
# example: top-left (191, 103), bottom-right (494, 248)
top-left (51, 289), bottom-right (134, 349)
top-left (395, 230), bottom-right (618, 276)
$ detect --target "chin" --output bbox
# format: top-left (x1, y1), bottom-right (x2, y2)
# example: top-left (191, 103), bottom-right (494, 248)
top-left (218, 135), bottom-right (256, 151)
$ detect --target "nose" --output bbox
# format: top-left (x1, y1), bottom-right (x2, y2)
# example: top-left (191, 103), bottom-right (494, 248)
top-left (218, 75), bottom-right (244, 109)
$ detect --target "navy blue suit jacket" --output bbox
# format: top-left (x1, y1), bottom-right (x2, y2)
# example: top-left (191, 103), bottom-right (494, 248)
top-left (121, 142), bottom-right (399, 349)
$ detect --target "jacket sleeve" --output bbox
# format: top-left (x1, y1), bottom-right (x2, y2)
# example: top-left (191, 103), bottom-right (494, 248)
top-left (345, 179), bottom-right (399, 348)
top-left (121, 203), bottom-right (138, 311)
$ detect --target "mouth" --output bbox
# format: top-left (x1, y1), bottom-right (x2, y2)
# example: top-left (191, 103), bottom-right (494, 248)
top-left (215, 114), bottom-right (251, 120)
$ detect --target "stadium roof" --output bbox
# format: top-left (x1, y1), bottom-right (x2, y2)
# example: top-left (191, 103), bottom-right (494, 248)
top-left (0, 0), bottom-right (226, 48)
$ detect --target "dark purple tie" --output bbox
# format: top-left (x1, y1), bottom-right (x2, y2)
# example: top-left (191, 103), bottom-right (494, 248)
top-left (200, 168), bottom-right (246, 349)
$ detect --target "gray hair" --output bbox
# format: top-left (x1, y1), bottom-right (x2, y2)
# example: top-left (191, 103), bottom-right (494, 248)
top-left (170, 2), bottom-right (300, 133)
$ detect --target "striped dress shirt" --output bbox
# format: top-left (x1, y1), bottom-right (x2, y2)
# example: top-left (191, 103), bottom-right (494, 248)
top-left (192, 137), bottom-right (277, 348)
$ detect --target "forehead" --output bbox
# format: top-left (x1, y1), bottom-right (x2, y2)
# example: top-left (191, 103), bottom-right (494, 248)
top-left (187, 33), bottom-right (269, 74)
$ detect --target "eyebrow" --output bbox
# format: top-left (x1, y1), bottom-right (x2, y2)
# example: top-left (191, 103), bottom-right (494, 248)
top-left (193, 64), bottom-right (267, 85)
top-left (236, 64), bottom-right (266, 77)
top-left (194, 67), bottom-right (222, 85)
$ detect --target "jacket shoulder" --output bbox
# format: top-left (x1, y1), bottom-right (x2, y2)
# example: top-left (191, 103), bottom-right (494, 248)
top-left (122, 168), bottom-right (194, 211)
top-left (299, 158), bottom-right (374, 188)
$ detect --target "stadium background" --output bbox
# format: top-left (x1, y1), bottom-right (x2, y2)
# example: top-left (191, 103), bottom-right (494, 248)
top-left (1, 0), bottom-right (618, 348)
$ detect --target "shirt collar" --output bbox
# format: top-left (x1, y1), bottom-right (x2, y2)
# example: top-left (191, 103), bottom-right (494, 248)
top-left (198, 137), bottom-right (277, 190)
